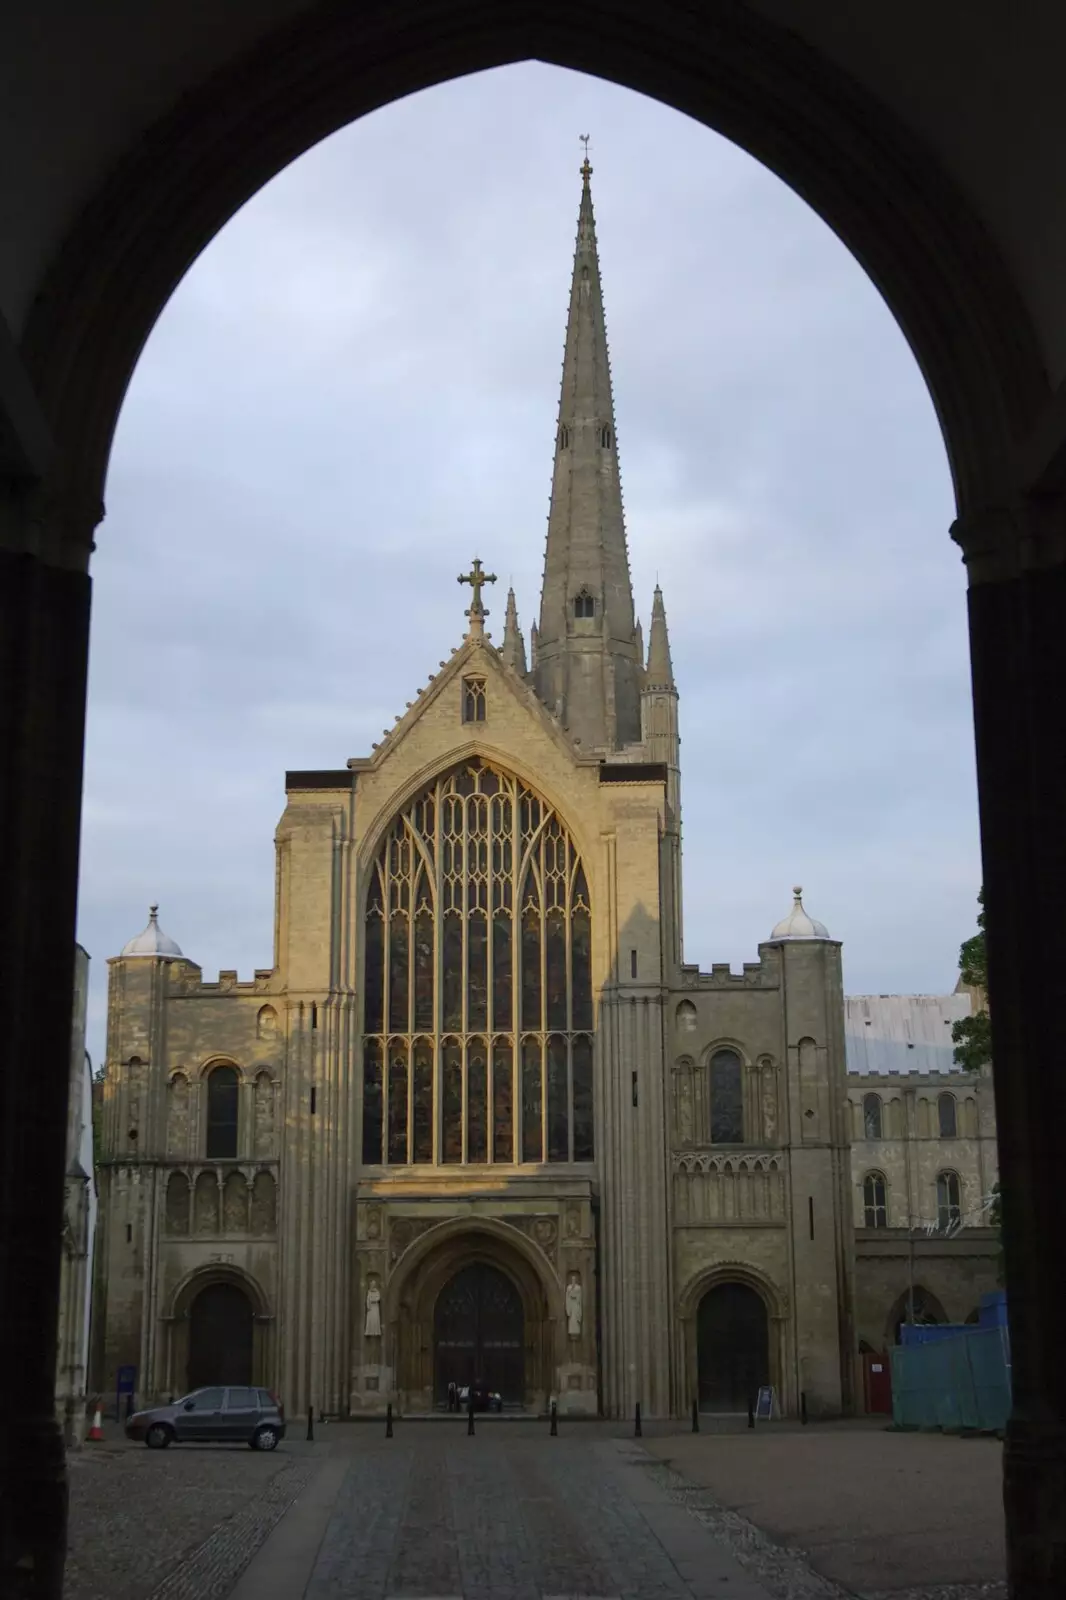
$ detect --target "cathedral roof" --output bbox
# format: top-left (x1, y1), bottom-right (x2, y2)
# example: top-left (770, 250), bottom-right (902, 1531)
top-left (119, 904), bottom-right (185, 960)
top-left (768, 886), bottom-right (831, 941)
top-left (845, 993), bottom-right (973, 1076)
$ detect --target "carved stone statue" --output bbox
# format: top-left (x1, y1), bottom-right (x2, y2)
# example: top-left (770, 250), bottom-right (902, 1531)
top-left (364, 1276), bottom-right (382, 1339)
top-left (565, 1272), bottom-right (583, 1339)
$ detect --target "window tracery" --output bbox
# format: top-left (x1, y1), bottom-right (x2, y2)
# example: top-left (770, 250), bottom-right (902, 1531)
top-left (574, 590), bottom-right (595, 619)
top-left (863, 1171), bottom-right (888, 1228)
top-left (936, 1169), bottom-right (962, 1230)
top-left (362, 759), bottom-right (593, 1166)
top-left (462, 678), bottom-right (486, 723)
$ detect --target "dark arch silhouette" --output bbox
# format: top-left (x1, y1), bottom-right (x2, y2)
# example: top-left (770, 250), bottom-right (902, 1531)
top-left (697, 1280), bottom-right (770, 1412)
top-left (20, 5), bottom-right (1043, 525)
top-left (433, 1261), bottom-right (525, 1405)
top-left (187, 1281), bottom-right (254, 1389)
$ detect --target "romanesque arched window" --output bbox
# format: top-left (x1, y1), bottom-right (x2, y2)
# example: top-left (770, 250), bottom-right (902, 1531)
top-left (708, 1049), bottom-right (743, 1143)
top-left (205, 1064), bottom-right (239, 1159)
top-left (937, 1091), bottom-right (957, 1138)
top-left (863, 1171), bottom-right (888, 1228)
top-left (361, 759), bottom-right (593, 1166)
top-left (936, 1169), bottom-right (962, 1231)
top-left (863, 1092), bottom-right (883, 1140)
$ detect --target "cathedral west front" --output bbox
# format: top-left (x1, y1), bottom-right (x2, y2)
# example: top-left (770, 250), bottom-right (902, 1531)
top-left (93, 162), bottom-right (1000, 1422)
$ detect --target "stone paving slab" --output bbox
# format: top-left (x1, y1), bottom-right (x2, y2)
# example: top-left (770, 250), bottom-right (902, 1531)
top-left (643, 1428), bottom-right (1006, 1599)
top-left (289, 1424), bottom-right (777, 1600)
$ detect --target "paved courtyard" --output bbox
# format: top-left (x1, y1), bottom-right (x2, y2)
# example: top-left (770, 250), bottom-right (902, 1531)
top-left (63, 1419), bottom-right (1007, 1600)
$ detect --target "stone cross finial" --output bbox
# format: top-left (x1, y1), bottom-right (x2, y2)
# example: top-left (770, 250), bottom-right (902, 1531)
top-left (458, 557), bottom-right (497, 618)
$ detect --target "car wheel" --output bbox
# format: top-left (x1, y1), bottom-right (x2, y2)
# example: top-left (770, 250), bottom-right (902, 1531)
top-left (145, 1424), bottom-right (172, 1450)
top-left (252, 1425), bottom-right (279, 1452)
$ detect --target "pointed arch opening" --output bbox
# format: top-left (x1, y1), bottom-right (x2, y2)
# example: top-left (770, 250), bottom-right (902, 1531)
top-left (361, 758), bottom-right (594, 1166)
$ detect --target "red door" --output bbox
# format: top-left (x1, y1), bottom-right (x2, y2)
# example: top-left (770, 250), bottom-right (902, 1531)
top-left (863, 1351), bottom-right (893, 1413)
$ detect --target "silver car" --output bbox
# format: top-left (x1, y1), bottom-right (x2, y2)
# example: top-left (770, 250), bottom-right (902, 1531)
top-left (125, 1386), bottom-right (286, 1450)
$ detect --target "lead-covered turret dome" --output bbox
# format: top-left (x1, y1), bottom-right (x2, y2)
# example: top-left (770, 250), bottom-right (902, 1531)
top-left (769, 886), bottom-right (830, 941)
top-left (119, 904), bottom-right (185, 959)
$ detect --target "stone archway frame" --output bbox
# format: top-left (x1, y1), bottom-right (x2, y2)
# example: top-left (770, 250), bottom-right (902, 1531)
top-left (677, 1261), bottom-right (789, 1419)
top-left (163, 1263), bottom-right (274, 1402)
top-left (21, 1), bottom-right (1047, 544)
top-left (381, 1216), bottom-right (565, 1413)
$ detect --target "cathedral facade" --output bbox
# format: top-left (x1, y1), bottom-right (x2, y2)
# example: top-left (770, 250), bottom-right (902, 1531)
top-left (92, 165), bottom-right (999, 1421)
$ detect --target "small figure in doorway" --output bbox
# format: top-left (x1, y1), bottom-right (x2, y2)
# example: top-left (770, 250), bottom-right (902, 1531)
top-left (364, 1275), bottom-right (382, 1339)
top-left (447, 1380), bottom-right (457, 1412)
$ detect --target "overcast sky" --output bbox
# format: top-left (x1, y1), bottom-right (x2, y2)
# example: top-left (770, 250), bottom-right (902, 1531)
top-left (78, 64), bottom-right (980, 1068)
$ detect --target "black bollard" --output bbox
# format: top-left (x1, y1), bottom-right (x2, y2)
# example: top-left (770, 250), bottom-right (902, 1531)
top-left (691, 1399), bottom-right (699, 1433)
top-left (550, 1400), bottom-right (558, 1437)
top-left (800, 1391), bottom-right (808, 1425)
top-left (747, 1397), bottom-right (755, 1429)
top-left (386, 1402), bottom-right (393, 1438)
top-left (125, 1393), bottom-right (134, 1421)
top-left (634, 1402), bottom-right (642, 1438)
top-left (306, 1404), bottom-right (315, 1443)
top-left (467, 1391), bottom-right (475, 1436)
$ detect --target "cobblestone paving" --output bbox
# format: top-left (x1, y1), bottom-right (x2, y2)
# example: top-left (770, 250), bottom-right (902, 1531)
top-left (307, 1433), bottom-right (701, 1599)
top-left (64, 1444), bottom-right (317, 1600)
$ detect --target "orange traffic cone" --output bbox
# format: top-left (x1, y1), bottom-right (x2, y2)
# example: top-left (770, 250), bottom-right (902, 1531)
top-left (87, 1406), bottom-right (104, 1442)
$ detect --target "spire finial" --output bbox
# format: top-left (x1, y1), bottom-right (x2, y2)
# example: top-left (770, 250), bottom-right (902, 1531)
top-left (793, 886), bottom-right (803, 902)
top-left (149, 903), bottom-right (159, 921)
top-left (579, 133), bottom-right (592, 183)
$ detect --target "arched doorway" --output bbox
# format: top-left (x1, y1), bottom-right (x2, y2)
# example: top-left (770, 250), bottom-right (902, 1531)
top-left (888, 1285), bottom-right (948, 1346)
top-left (697, 1281), bottom-right (769, 1412)
top-left (433, 1262), bottom-right (525, 1404)
top-left (187, 1282), bottom-right (253, 1389)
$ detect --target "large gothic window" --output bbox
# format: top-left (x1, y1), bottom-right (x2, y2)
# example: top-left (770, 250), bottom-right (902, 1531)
top-left (362, 759), bottom-right (594, 1165)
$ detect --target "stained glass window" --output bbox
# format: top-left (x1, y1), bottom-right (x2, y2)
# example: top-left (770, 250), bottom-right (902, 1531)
top-left (362, 1039), bottom-right (383, 1163)
top-left (362, 759), bottom-right (595, 1165)
top-left (206, 1065), bottom-right (239, 1159)
top-left (493, 1038), bottom-right (513, 1162)
top-left (709, 1049), bottom-right (743, 1144)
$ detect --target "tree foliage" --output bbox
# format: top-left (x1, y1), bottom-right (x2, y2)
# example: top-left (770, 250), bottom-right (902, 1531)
top-left (951, 887), bottom-right (992, 1072)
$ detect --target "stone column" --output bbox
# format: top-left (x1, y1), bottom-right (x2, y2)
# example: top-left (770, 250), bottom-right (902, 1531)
top-left (0, 479), bottom-right (97, 1598)
top-left (953, 501), bottom-right (1066, 1597)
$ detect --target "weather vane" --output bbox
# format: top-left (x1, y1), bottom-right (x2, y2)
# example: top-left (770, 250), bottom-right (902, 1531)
top-left (579, 133), bottom-right (592, 177)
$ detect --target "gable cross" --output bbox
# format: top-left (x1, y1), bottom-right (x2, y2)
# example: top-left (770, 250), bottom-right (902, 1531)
top-left (457, 556), bottom-right (498, 617)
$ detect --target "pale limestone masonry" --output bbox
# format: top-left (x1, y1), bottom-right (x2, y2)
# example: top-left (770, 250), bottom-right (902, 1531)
top-left (92, 166), bottom-right (999, 1421)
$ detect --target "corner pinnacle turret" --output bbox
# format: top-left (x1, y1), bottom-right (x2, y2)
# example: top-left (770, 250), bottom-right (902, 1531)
top-left (534, 151), bottom-right (641, 750)
top-left (500, 586), bottom-right (528, 675)
top-left (645, 585), bottom-right (675, 688)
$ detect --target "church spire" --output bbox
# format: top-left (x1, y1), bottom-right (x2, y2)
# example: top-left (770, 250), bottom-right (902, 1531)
top-left (645, 585), bottom-right (675, 688)
top-left (535, 151), bottom-right (641, 750)
top-left (500, 586), bottom-right (528, 675)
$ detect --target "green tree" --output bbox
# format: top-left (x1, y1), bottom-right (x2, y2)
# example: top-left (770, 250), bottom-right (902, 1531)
top-left (953, 890), bottom-right (1003, 1279)
top-left (951, 887), bottom-right (992, 1072)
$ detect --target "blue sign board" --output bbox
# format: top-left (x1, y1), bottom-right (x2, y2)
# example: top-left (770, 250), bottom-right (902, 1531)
top-left (116, 1364), bottom-right (136, 1416)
